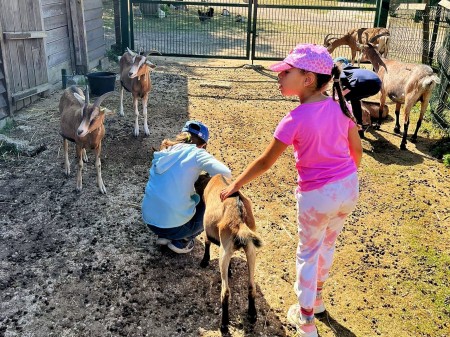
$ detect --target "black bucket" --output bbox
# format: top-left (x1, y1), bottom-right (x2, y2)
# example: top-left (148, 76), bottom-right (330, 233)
top-left (86, 72), bottom-right (116, 96)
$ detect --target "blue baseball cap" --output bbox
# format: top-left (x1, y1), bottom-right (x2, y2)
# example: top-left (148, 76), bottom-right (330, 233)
top-left (333, 57), bottom-right (350, 65)
top-left (181, 120), bottom-right (209, 143)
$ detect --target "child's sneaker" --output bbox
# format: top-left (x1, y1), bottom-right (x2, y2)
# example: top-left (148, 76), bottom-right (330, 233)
top-left (156, 237), bottom-right (171, 245)
top-left (168, 239), bottom-right (195, 254)
top-left (314, 292), bottom-right (326, 314)
top-left (286, 304), bottom-right (318, 337)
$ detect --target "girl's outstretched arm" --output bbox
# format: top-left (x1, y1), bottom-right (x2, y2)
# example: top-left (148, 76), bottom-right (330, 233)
top-left (220, 138), bottom-right (288, 201)
top-left (348, 125), bottom-right (363, 168)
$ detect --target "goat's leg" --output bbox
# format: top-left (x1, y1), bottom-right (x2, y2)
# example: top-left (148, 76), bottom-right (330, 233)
top-left (244, 244), bottom-right (257, 324)
top-left (94, 143), bottom-right (106, 194)
top-left (394, 102), bottom-right (402, 134)
top-left (200, 238), bottom-right (211, 268)
top-left (400, 101), bottom-right (415, 150)
top-left (142, 94), bottom-right (150, 136)
top-left (119, 86), bottom-right (125, 116)
top-left (374, 91), bottom-right (387, 130)
top-left (219, 244), bottom-right (233, 333)
top-left (63, 139), bottom-right (70, 176)
top-left (82, 148), bottom-right (88, 163)
top-left (133, 96), bottom-right (140, 137)
top-left (411, 94), bottom-right (431, 143)
top-left (76, 144), bottom-right (84, 192)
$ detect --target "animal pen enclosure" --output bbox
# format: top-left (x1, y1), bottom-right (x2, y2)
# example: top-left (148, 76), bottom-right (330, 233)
top-left (0, 0), bottom-right (108, 120)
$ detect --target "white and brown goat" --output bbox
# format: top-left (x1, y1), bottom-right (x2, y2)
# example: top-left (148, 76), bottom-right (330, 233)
top-left (324, 27), bottom-right (390, 65)
top-left (119, 47), bottom-right (156, 137)
top-left (195, 174), bottom-right (262, 333)
top-left (361, 38), bottom-right (440, 150)
top-left (59, 86), bottom-right (115, 193)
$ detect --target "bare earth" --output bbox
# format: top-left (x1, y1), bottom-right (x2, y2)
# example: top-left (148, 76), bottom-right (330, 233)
top-left (0, 57), bottom-right (449, 337)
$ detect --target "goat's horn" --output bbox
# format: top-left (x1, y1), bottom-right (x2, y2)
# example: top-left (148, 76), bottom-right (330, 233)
top-left (147, 49), bottom-right (162, 56)
top-left (92, 91), bottom-right (116, 109)
top-left (126, 47), bottom-right (137, 57)
top-left (369, 32), bottom-right (390, 44)
top-left (85, 84), bottom-right (90, 105)
top-left (324, 34), bottom-right (338, 45)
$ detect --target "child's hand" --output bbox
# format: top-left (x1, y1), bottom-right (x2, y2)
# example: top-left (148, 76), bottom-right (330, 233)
top-left (220, 183), bottom-right (239, 201)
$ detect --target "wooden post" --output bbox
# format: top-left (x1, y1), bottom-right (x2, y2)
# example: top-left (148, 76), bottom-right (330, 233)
top-left (113, 0), bottom-right (122, 51)
top-left (422, 0), bottom-right (431, 65)
top-left (0, 17), bottom-right (11, 117)
top-left (69, 0), bottom-right (89, 74)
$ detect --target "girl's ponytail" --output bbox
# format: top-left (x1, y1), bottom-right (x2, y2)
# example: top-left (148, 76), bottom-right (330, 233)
top-left (331, 65), bottom-right (357, 124)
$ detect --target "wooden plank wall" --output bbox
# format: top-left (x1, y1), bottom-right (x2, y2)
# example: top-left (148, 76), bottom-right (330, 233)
top-left (42, 0), bottom-right (106, 85)
top-left (42, 0), bottom-right (72, 85)
top-left (85, 0), bottom-right (106, 70)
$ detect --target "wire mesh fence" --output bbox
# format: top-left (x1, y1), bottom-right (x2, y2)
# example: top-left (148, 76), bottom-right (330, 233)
top-left (102, 0), bottom-right (450, 133)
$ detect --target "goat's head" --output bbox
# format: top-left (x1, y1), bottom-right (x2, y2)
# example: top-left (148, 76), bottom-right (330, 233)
top-left (198, 7), bottom-right (214, 22)
top-left (73, 90), bottom-right (116, 137)
top-left (126, 47), bottom-right (156, 78)
top-left (323, 34), bottom-right (338, 49)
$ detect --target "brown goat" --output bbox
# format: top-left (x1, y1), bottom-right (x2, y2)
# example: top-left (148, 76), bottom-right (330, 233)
top-left (119, 48), bottom-right (156, 137)
top-left (195, 174), bottom-right (262, 333)
top-left (361, 41), bottom-right (440, 150)
top-left (59, 86), bottom-right (115, 193)
top-left (324, 27), bottom-right (390, 65)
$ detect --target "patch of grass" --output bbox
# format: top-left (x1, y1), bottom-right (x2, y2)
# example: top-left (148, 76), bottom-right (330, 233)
top-left (444, 153), bottom-right (450, 167)
top-left (0, 119), bottom-right (16, 135)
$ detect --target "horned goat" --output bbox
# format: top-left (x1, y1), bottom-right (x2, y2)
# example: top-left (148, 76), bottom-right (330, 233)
top-left (324, 27), bottom-right (390, 65)
top-left (59, 86), bottom-right (115, 193)
top-left (361, 37), bottom-right (440, 150)
top-left (195, 174), bottom-right (262, 333)
top-left (119, 47), bottom-right (156, 137)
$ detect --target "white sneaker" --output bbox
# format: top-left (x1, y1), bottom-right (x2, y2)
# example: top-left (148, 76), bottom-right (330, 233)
top-left (286, 304), bottom-right (318, 337)
top-left (168, 239), bottom-right (195, 254)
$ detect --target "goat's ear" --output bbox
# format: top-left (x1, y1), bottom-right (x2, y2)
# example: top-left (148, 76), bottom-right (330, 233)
top-left (73, 92), bottom-right (85, 106)
top-left (146, 60), bottom-right (156, 68)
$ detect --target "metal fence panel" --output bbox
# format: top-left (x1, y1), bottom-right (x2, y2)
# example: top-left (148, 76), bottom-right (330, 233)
top-left (252, 1), bottom-right (379, 60)
top-left (128, 0), bottom-right (252, 59)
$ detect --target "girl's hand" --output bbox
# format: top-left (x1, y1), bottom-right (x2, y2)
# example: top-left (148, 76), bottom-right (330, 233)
top-left (220, 183), bottom-right (239, 201)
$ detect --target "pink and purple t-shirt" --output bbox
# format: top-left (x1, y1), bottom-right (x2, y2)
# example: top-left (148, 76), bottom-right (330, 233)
top-left (274, 97), bottom-right (357, 192)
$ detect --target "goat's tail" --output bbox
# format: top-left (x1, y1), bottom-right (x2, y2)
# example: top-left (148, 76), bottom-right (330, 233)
top-left (234, 225), bottom-right (262, 249)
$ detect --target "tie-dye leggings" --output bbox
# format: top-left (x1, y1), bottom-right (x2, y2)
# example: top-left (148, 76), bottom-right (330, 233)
top-left (294, 172), bottom-right (359, 309)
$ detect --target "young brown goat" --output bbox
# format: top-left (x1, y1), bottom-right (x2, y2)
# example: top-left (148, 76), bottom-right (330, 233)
top-left (119, 48), bottom-right (156, 137)
top-left (361, 41), bottom-right (440, 150)
top-left (195, 174), bottom-right (262, 333)
top-left (324, 27), bottom-right (390, 65)
top-left (59, 86), bottom-right (114, 193)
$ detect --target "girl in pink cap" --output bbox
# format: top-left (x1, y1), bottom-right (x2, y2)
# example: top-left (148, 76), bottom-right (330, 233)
top-left (220, 44), bottom-right (362, 337)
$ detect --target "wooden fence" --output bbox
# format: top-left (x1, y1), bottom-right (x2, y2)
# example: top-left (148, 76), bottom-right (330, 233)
top-left (0, 0), bottom-right (107, 118)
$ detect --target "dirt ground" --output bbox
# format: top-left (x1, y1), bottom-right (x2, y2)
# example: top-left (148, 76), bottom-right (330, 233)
top-left (0, 57), bottom-right (449, 337)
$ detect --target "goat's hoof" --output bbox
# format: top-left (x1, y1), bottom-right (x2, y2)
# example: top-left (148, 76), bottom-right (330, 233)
top-left (410, 137), bottom-right (417, 143)
top-left (220, 325), bottom-right (229, 333)
top-left (99, 185), bottom-right (107, 194)
top-left (144, 127), bottom-right (150, 137)
top-left (76, 186), bottom-right (82, 193)
top-left (400, 143), bottom-right (407, 150)
top-left (65, 169), bottom-right (70, 176)
top-left (119, 111), bottom-right (124, 117)
top-left (248, 312), bottom-right (257, 324)
top-left (200, 259), bottom-right (209, 268)
top-left (133, 129), bottom-right (139, 137)
top-left (373, 124), bottom-right (381, 130)
top-left (394, 127), bottom-right (401, 134)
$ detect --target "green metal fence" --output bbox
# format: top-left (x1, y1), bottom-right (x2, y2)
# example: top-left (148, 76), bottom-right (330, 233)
top-left (118, 0), bottom-right (384, 60)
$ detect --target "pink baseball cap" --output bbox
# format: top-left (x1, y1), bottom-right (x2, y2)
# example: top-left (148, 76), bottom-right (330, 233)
top-left (269, 43), bottom-right (334, 75)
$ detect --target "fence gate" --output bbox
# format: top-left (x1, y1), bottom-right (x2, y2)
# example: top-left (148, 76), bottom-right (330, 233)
top-left (120, 0), bottom-right (385, 61)
top-left (0, 0), bottom-right (50, 113)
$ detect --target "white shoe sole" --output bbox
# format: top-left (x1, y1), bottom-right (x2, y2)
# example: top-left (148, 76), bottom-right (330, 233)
top-left (156, 238), bottom-right (171, 245)
top-left (167, 242), bottom-right (194, 254)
